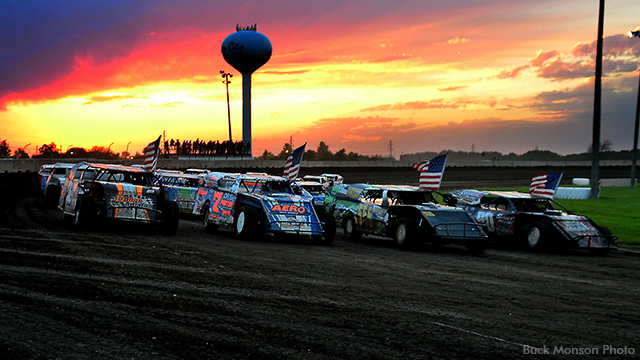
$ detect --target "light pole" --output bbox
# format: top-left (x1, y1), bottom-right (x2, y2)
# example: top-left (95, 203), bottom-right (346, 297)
top-left (221, 70), bottom-right (233, 142)
top-left (629, 29), bottom-right (640, 186)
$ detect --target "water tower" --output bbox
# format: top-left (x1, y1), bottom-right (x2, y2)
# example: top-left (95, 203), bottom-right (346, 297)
top-left (221, 24), bottom-right (272, 156)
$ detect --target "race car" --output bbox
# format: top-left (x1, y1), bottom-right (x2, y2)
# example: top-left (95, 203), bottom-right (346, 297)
top-left (449, 189), bottom-right (617, 252)
top-left (193, 172), bottom-right (335, 244)
top-left (58, 162), bottom-right (179, 234)
top-left (154, 171), bottom-right (200, 214)
top-left (324, 183), bottom-right (488, 252)
top-left (43, 162), bottom-right (75, 206)
top-left (296, 180), bottom-right (327, 206)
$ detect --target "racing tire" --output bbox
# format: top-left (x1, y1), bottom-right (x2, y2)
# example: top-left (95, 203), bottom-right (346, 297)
top-left (73, 198), bottom-right (88, 229)
top-left (234, 206), bottom-right (259, 239)
top-left (523, 222), bottom-right (549, 250)
top-left (394, 217), bottom-right (418, 249)
top-left (159, 201), bottom-right (179, 236)
top-left (313, 209), bottom-right (336, 245)
top-left (202, 205), bottom-right (219, 232)
top-left (343, 216), bottom-right (362, 241)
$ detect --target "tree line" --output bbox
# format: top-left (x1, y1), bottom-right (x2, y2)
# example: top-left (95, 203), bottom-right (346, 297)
top-left (0, 138), bottom-right (635, 162)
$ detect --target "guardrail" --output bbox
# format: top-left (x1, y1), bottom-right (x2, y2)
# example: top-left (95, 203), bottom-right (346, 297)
top-left (0, 158), bottom-right (634, 173)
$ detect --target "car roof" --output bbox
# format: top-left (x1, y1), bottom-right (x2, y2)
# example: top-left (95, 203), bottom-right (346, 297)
top-left (157, 171), bottom-right (199, 179)
top-left (86, 162), bottom-right (151, 174)
top-left (349, 183), bottom-right (425, 192)
top-left (453, 189), bottom-right (536, 199)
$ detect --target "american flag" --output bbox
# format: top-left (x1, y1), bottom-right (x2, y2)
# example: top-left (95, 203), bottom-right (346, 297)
top-left (412, 154), bottom-right (448, 190)
top-left (143, 135), bottom-right (162, 172)
top-left (529, 172), bottom-right (563, 199)
top-left (283, 143), bottom-right (306, 180)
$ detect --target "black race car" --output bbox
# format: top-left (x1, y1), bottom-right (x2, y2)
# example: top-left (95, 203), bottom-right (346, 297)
top-left (325, 184), bottom-right (488, 253)
top-left (449, 190), bottom-right (617, 253)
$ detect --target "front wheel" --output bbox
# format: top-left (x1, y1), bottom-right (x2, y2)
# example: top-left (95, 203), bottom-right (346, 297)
top-left (235, 206), bottom-right (259, 239)
top-left (394, 217), bottom-right (417, 249)
top-left (523, 222), bottom-right (548, 250)
top-left (202, 205), bottom-right (219, 232)
top-left (159, 201), bottom-right (179, 235)
top-left (343, 216), bottom-right (362, 240)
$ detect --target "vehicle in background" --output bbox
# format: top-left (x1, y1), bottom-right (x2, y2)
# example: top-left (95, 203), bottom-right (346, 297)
top-left (154, 171), bottom-right (200, 214)
top-left (58, 162), bottom-right (179, 234)
top-left (37, 164), bottom-right (56, 194)
top-left (324, 183), bottom-right (487, 252)
top-left (193, 172), bottom-right (335, 244)
top-left (185, 168), bottom-right (209, 175)
top-left (321, 173), bottom-right (344, 186)
top-left (449, 189), bottom-right (617, 253)
top-left (296, 181), bottom-right (327, 206)
top-left (43, 163), bottom-right (75, 206)
top-left (302, 175), bottom-right (329, 188)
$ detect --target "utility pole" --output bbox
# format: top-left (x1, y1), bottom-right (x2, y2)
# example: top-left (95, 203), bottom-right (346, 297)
top-left (590, 0), bottom-right (605, 199)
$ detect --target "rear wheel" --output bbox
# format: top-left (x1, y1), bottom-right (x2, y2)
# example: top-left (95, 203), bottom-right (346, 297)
top-left (313, 209), bottom-right (336, 245)
top-left (343, 216), bottom-right (362, 240)
top-left (394, 217), bottom-right (417, 249)
top-left (235, 206), bottom-right (259, 239)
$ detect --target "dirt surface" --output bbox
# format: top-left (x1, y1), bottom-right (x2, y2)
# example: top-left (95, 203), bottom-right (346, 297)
top-left (1, 173), bottom-right (638, 359)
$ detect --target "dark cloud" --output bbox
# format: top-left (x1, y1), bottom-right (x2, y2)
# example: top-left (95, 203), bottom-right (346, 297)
top-left (0, 1), bottom-right (158, 98)
top-left (495, 34), bottom-right (640, 83)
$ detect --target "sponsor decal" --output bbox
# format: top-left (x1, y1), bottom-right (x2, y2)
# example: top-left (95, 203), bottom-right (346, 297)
top-left (271, 204), bottom-right (307, 214)
top-left (109, 194), bottom-right (155, 209)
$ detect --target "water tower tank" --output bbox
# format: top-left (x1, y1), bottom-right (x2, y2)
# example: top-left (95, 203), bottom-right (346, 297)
top-left (222, 26), bottom-right (272, 74)
top-left (221, 25), bottom-right (272, 157)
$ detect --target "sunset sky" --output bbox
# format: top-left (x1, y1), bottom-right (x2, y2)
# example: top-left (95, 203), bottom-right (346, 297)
top-left (2, 0), bottom-right (640, 158)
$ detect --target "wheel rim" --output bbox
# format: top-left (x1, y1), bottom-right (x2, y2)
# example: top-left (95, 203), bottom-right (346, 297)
top-left (236, 211), bottom-right (246, 233)
top-left (345, 218), bottom-right (353, 235)
top-left (396, 223), bottom-right (407, 244)
top-left (527, 227), bottom-right (541, 247)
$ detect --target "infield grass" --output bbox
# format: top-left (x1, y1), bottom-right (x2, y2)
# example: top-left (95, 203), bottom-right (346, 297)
top-left (481, 186), bottom-right (640, 247)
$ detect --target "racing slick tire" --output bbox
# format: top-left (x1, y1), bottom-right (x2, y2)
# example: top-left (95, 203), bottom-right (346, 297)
top-left (313, 209), bottom-right (336, 245)
top-left (73, 197), bottom-right (89, 229)
top-left (343, 216), bottom-right (362, 241)
top-left (234, 206), bottom-right (259, 239)
top-left (202, 205), bottom-right (219, 232)
top-left (523, 222), bottom-right (549, 250)
top-left (159, 201), bottom-right (179, 236)
top-left (394, 217), bottom-right (418, 249)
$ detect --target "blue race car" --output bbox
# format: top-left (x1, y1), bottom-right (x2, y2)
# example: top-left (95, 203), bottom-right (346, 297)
top-left (193, 172), bottom-right (335, 244)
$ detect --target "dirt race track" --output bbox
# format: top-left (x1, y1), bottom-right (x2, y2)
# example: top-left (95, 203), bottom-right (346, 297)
top-left (1, 173), bottom-right (639, 359)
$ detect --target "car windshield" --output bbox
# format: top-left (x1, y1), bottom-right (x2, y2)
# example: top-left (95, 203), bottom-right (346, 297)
top-left (95, 170), bottom-right (152, 186)
top-left (259, 180), bottom-right (293, 194)
top-left (511, 198), bottom-right (555, 212)
top-left (389, 190), bottom-right (436, 205)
